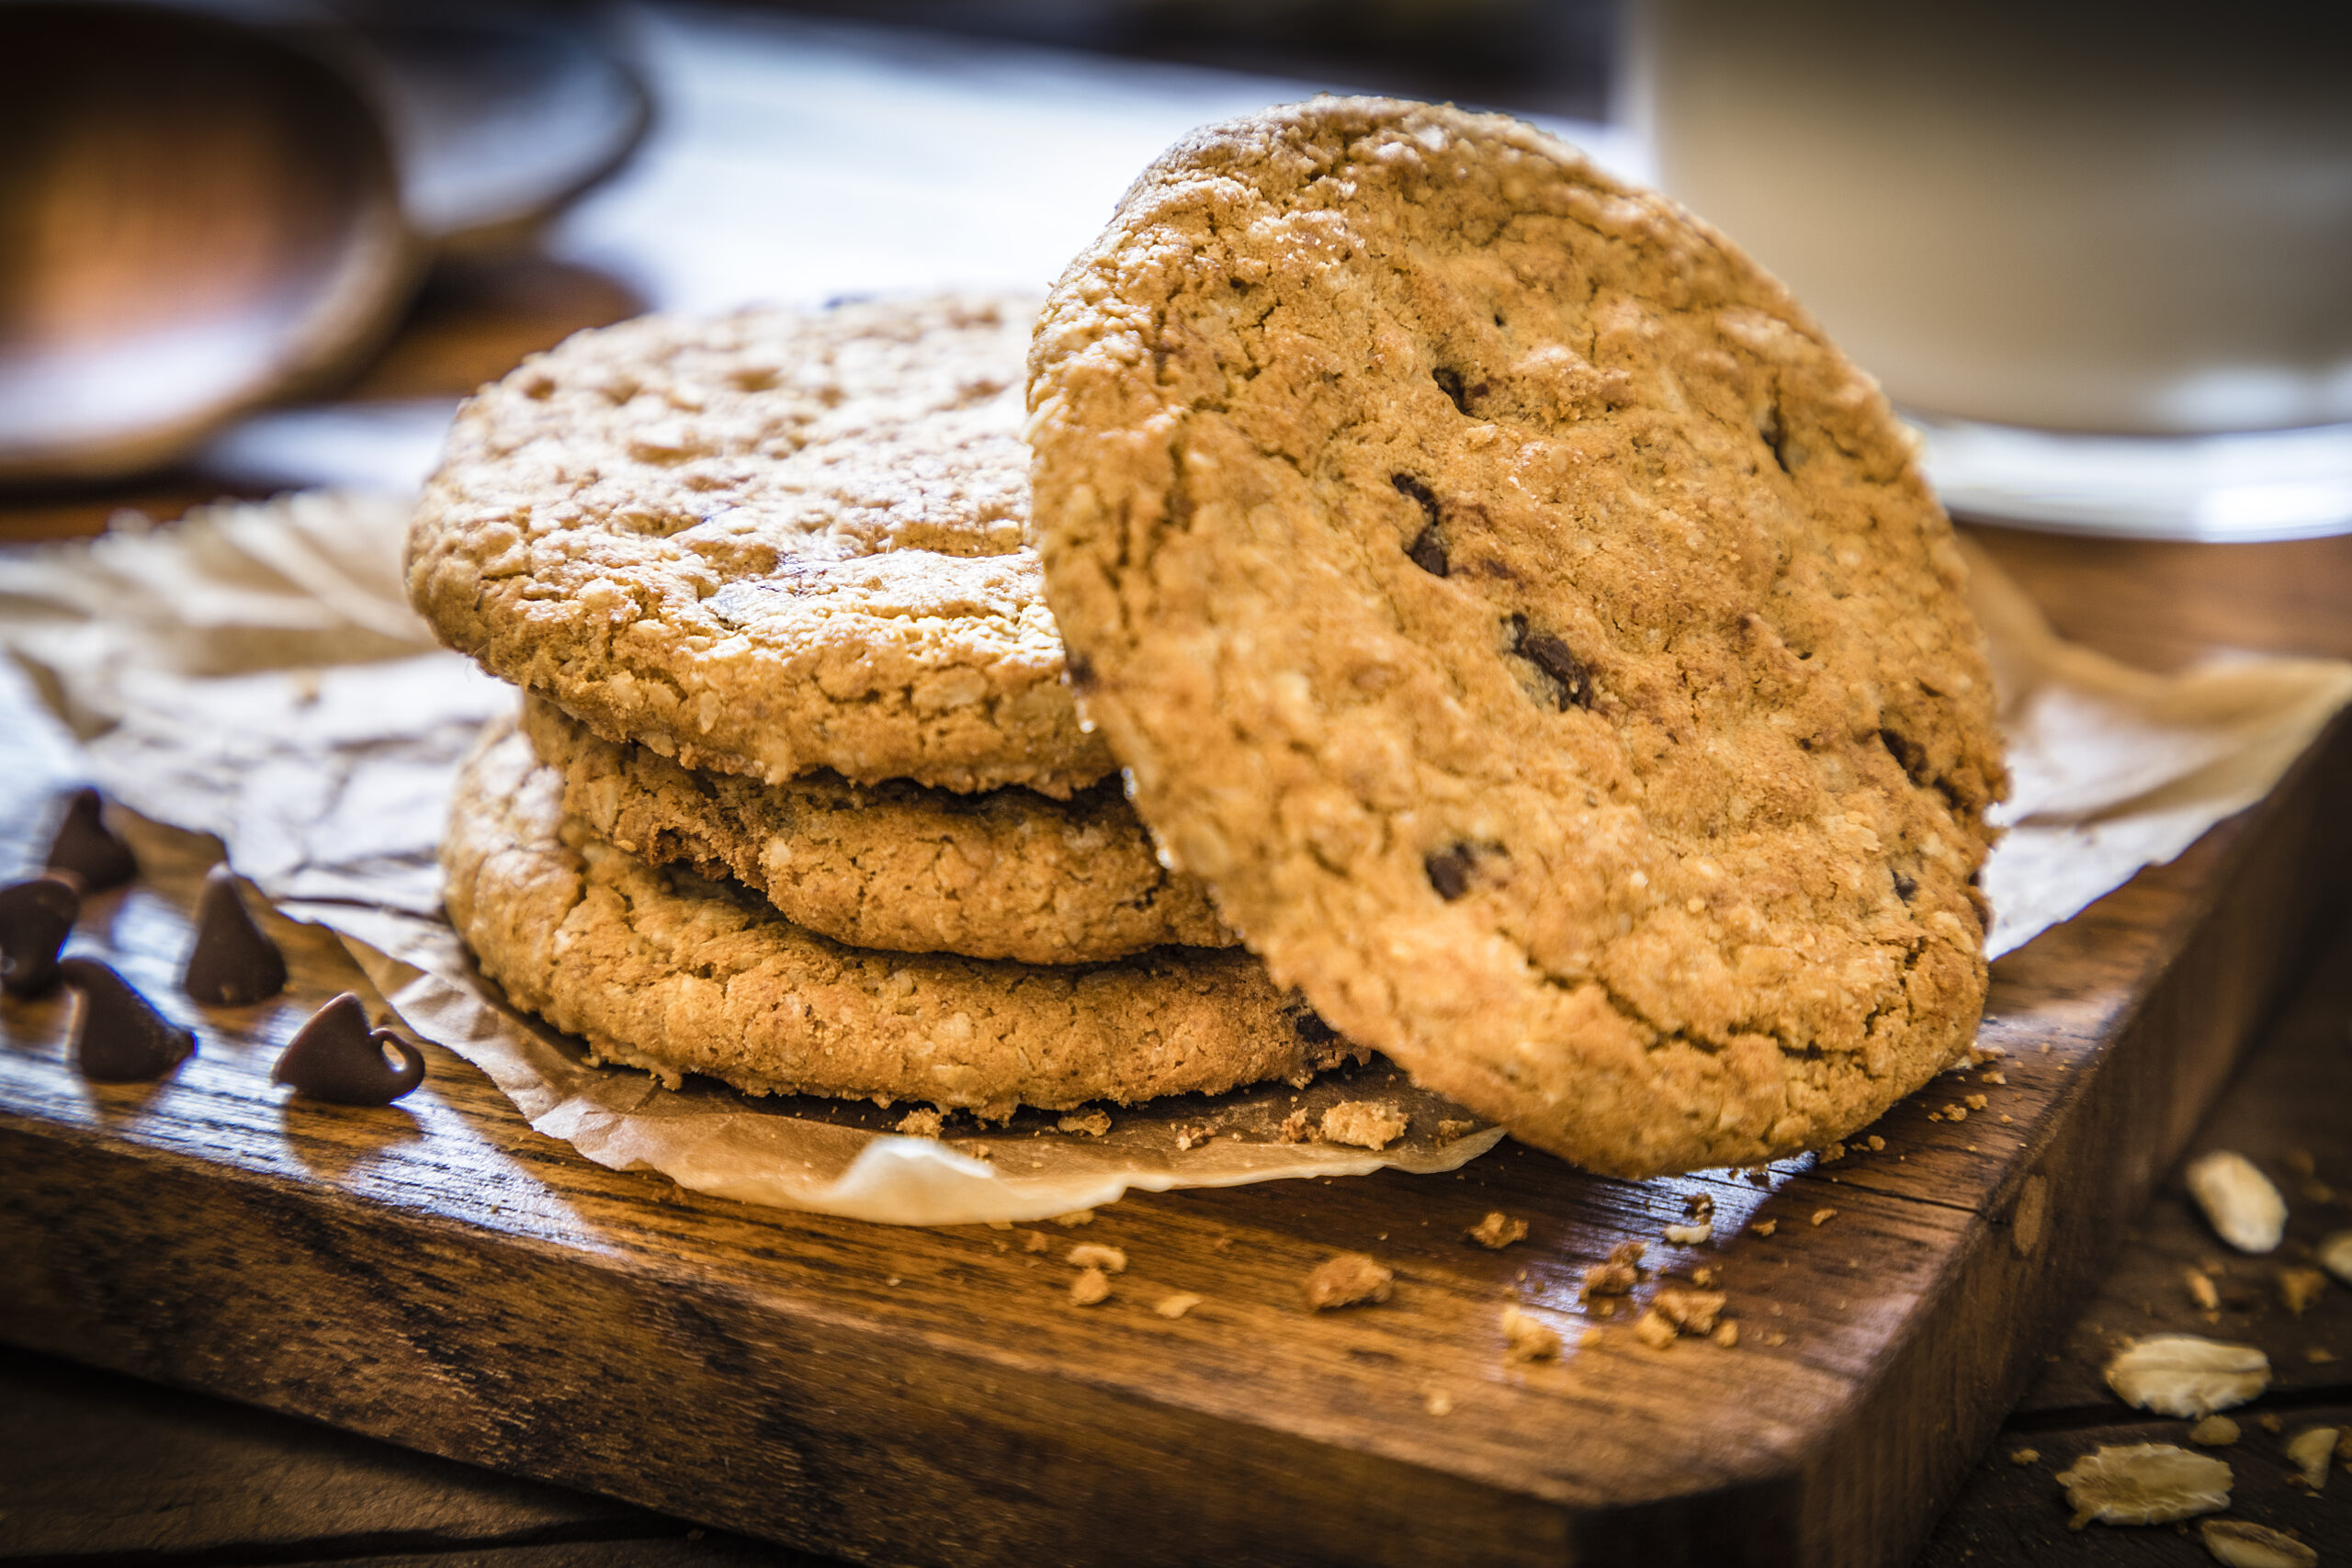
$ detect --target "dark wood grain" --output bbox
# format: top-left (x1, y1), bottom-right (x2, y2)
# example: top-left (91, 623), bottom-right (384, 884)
top-left (1919, 919), bottom-right (2352, 1565)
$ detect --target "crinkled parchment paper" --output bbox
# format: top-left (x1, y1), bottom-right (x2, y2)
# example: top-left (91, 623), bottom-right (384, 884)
top-left (4, 495), bottom-right (2346, 1221)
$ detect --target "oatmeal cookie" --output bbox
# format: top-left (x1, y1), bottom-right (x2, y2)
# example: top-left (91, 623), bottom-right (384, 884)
top-left (444, 716), bottom-right (1350, 1114)
top-left (518, 694), bottom-right (1233, 964)
top-left (407, 295), bottom-right (1112, 796)
top-left (1027, 98), bottom-right (2006, 1176)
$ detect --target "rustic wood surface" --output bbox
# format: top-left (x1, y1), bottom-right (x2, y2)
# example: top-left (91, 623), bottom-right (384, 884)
top-left (6, 192), bottom-right (2352, 1568)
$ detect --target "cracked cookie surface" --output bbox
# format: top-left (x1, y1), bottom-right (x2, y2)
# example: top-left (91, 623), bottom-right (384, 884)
top-left (1027, 98), bottom-right (2007, 1177)
top-left (445, 716), bottom-right (1347, 1114)
top-left (520, 694), bottom-right (1234, 964)
top-left (407, 295), bottom-right (1113, 797)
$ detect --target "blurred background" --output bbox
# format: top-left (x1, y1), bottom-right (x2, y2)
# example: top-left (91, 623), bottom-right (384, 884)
top-left (2, 0), bottom-right (2348, 536)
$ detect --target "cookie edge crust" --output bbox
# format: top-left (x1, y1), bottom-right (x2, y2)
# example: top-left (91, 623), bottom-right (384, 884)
top-left (441, 715), bottom-right (1358, 1115)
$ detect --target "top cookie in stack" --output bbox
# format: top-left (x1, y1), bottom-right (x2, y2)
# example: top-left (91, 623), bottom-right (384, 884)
top-left (1026, 98), bottom-right (2007, 1177)
top-left (408, 296), bottom-right (1362, 1118)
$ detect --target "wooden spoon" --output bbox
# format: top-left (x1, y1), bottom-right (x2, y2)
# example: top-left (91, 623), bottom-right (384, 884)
top-left (0, 3), bottom-right (421, 484)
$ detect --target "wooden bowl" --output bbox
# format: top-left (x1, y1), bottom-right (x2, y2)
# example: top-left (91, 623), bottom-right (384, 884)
top-left (0, 3), bottom-right (421, 484)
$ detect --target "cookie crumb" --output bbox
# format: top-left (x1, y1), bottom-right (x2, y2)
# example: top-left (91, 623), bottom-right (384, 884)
top-left (1963, 1094), bottom-right (1987, 1111)
top-left (1652, 1287), bottom-right (1726, 1337)
top-left (1050, 1208), bottom-right (1096, 1227)
top-left (2187, 1416), bottom-right (2240, 1447)
top-left (1690, 1266), bottom-right (1719, 1288)
top-left (1436, 1118), bottom-right (1476, 1141)
top-left (1633, 1310), bottom-right (1679, 1350)
top-left (1069, 1267), bottom-right (1111, 1306)
top-left (1465, 1211), bottom-right (1528, 1249)
top-left (1682, 1191), bottom-right (1714, 1219)
top-left (1171, 1120), bottom-right (1216, 1151)
top-left (2260, 1414), bottom-right (2284, 1434)
top-left (1305, 1253), bottom-right (1394, 1310)
top-left (1811, 1208), bottom-right (1838, 1227)
top-left (1750, 1219), bottom-right (1779, 1237)
top-left (894, 1108), bottom-right (944, 1138)
top-left (1067, 1243), bottom-right (1127, 1274)
top-left (1057, 1110), bottom-right (1112, 1137)
top-left (1153, 1292), bottom-right (1202, 1320)
top-left (1865, 1135), bottom-right (1885, 1151)
top-left (1711, 1321), bottom-right (1738, 1349)
top-left (1662, 1218), bottom-right (1713, 1246)
top-left (1581, 1240), bottom-right (1645, 1298)
top-left (1816, 1142), bottom-right (1847, 1165)
top-left (1981, 1070), bottom-right (2006, 1086)
top-left (1943, 1104), bottom-right (1969, 1122)
top-left (2008, 1449), bottom-right (2040, 1466)
top-left (2275, 1266), bottom-right (2325, 1314)
top-left (1021, 1229), bottom-right (1050, 1254)
top-left (2187, 1269), bottom-right (2222, 1311)
top-left (1211, 1235), bottom-right (1234, 1253)
top-left (1276, 1110), bottom-right (1314, 1145)
top-left (1423, 1389), bottom-right (1453, 1416)
top-left (1501, 1304), bottom-right (1562, 1362)
top-left (1759, 1327), bottom-right (1789, 1347)
top-left (1320, 1099), bottom-right (1409, 1150)
top-left (2305, 1347), bottom-right (2337, 1364)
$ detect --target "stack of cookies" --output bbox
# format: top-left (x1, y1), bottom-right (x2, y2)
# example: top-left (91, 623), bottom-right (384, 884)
top-left (413, 97), bottom-right (2008, 1179)
top-left (407, 297), bottom-right (1364, 1121)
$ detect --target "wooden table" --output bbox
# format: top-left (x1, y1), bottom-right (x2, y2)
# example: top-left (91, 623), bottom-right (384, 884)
top-left (6, 140), bottom-right (2352, 1568)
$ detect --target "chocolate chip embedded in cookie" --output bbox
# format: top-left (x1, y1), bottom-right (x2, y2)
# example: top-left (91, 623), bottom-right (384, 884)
top-left (518, 694), bottom-right (1234, 964)
top-left (1028, 97), bottom-right (2007, 1177)
top-left (442, 716), bottom-right (1359, 1116)
top-left (406, 295), bottom-right (1113, 798)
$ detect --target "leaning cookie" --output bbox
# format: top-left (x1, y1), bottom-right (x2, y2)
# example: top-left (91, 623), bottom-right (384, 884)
top-left (407, 295), bottom-right (1113, 798)
top-left (518, 694), bottom-right (1235, 964)
top-left (1028, 98), bottom-right (2007, 1177)
top-left (445, 717), bottom-right (1353, 1115)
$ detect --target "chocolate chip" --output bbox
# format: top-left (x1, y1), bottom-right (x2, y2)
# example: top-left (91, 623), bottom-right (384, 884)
top-left (1892, 872), bottom-right (1917, 902)
top-left (1759, 402), bottom-right (1792, 473)
top-left (0, 875), bottom-right (80, 996)
top-left (183, 864), bottom-right (287, 1005)
top-left (273, 992), bottom-right (425, 1105)
top-left (1509, 616), bottom-right (1596, 710)
top-left (45, 787), bottom-right (137, 891)
top-left (1065, 652), bottom-right (1096, 690)
top-left (1290, 1008), bottom-right (1339, 1045)
top-left (61, 957), bottom-right (194, 1082)
top-left (1425, 845), bottom-right (1475, 901)
top-left (1433, 365), bottom-right (1472, 414)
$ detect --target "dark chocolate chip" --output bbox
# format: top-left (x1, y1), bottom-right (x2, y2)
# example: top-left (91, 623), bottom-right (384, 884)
top-left (1433, 365), bottom-right (1472, 414)
top-left (1406, 527), bottom-right (1449, 577)
top-left (0, 874), bottom-right (80, 996)
top-left (1289, 1008), bottom-right (1340, 1045)
top-left (1391, 472), bottom-right (1442, 526)
top-left (183, 863), bottom-right (287, 1005)
top-left (1759, 401), bottom-right (1792, 473)
top-left (1065, 652), bottom-right (1096, 690)
top-left (1425, 845), bottom-right (1475, 901)
top-left (46, 787), bottom-right (138, 891)
top-left (61, 957), bottom-right (194, 1082)
top-left (273, 992), bottom-right (425, 1105)
top-left (1892, 872), bottom-right (1917, 902)
top-left (1509, 616), bottom-right (1596, 710)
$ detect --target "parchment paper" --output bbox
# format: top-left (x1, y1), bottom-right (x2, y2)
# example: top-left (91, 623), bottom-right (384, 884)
top-left (4, 494), bottom-right (2346, 1221)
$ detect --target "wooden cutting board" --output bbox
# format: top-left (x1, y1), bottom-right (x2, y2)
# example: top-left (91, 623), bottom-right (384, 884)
top-left (3, 662), bottom-right (2346, 1567)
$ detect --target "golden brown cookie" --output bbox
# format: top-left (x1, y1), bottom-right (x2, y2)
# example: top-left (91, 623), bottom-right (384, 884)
top-left (444, 716), bottom-right (1353, 1115)
top-left (518, 694), bottom-right (1234, 964)
top-left (1027, 98), bottom-right (2007, 1177)
top-left (407, 295), bottom-right (1113, 797)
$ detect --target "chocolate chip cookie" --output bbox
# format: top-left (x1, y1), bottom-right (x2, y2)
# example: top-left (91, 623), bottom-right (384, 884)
top-left (518, 694), bottom-right (1233, 964)
top-left (1027, 98), bottom-right (2007, 1176)
top-left (445, 717), bottom-right (1352, 1114)
top-left (407, 295), bottom-right (1112, 797)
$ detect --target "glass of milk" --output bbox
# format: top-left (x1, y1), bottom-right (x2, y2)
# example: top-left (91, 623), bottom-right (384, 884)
top-left (1626, 0), bottom-right (2352, 538)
